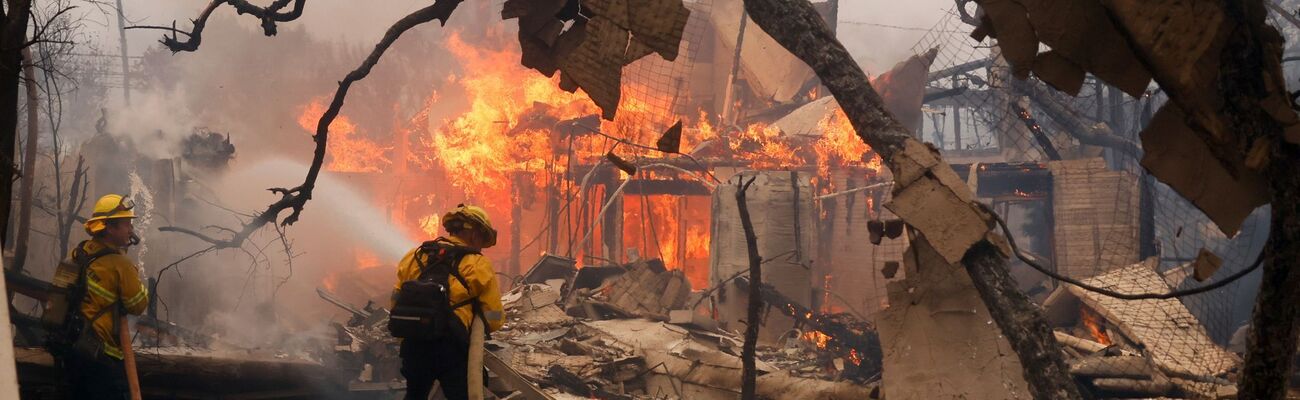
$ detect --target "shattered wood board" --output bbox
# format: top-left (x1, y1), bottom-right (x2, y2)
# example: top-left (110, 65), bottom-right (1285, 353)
top-left (583, 319), bottom-right (876, 400)
top-left (1140, 105), bottom-right (1269, 236)
top-left (709, 0), bottom-right (816, 102)
top-left (773, 96), bottom-right (839, 138)
top-left (872, 48), bottom-right (938, 133)
top-left (877, 238), bottom-right (1032, 400)
top-left (1065, 258), bottom-right (1239, 377)
top-left (602, 262), bottom-right (690, 317)
top-left (773, 49), bottom-right (936, 137)
top-left (1048, 158), bottom-right (1140, 278)
top-left (884, 139), bottom-right (990, 264)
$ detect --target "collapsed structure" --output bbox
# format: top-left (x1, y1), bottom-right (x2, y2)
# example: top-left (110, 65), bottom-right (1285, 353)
top-left (1, 0), bottom-right (1285, 398)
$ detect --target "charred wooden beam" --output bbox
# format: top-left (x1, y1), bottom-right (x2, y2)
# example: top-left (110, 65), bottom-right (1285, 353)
top-left (949, 162), bottom-right (1053, 198)
top-left (5, 269), bottom-right (51, 302)
top-left (927, 58), bottom-right (993, 83)
top-left (1010, 102), bottom-right (1063, 161)
top-left (922, 86), bottom-right (969, 104)
top-left (734, 276), bottom-right (883, 378)
top-left (1013, 80), bottom-right (1142, 159)
top-left (621, 180), bottom-right (712, 196)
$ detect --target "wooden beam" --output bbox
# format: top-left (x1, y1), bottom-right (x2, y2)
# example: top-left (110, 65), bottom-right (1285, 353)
top-left (484, 352), bottom-right (555, 400)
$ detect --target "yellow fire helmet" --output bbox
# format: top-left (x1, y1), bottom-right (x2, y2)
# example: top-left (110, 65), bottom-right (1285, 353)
top-left (84, 194), bottom-right (136, 235)
top-left (442, 204), bottom-right (497, 248)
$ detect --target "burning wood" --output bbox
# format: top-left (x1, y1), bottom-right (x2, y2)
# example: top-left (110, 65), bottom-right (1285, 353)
top-left (734, 276), bottom-right (883, 382)
top-left (1080, 305), bottom-right (1112, 346)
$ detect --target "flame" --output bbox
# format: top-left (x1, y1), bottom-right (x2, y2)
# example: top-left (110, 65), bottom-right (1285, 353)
top-left (821, 274), bottom-right (836, 314)
top-left (623, 194), bottom-right (710, 289)
top-left (1081, 306), bottom-right (1112, 345)
top-left (355, 248), bottom-right (381, 270)
top-left (802, 330), bottom-right (832, 350)
top-left (422, 32), bottom-right (598, 203)
top-left (297, 99), bottom-right (390, 173)
top-left (848, 349), bottom-right (863, 366)
top-left (291, 27), bottom-right (889, 292)
top-left (418, 214), bottom-right (441, 238)
top-left (812, 109), bottom-right (883, 180)
top-left (322, 271), bottom-right (339, 292)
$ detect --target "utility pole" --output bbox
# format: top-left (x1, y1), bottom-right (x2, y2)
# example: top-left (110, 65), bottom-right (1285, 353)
top-left (115, 0), bottom-right (131, 104)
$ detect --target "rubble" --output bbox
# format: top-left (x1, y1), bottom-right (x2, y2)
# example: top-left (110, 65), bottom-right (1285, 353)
top-left (308, 252), bottom-right (889, 399)
top-left (1043, 258), bottom-right (1242, 398)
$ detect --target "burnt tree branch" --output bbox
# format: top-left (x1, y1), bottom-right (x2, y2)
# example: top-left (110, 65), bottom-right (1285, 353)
top-left (1014, 80), bottom-right (1143, 159)
top-left (735, 176), bottom-right (760, 400)
top-left (740, 0), bottom-right (1081, 398)
top-left (132, 0), bottom-right (304, 53)
top-left (157, 0), bottom-right (465, 250)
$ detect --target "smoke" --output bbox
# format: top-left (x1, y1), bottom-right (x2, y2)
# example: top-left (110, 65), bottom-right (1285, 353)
top-left (104, 87), bottom-right (200, 160)
top-left (225, 158), bottom-right (417, 262)
top-left (58, 0), bottom-right (959, 350)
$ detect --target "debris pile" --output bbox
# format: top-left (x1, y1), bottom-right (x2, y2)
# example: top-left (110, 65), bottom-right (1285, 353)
top-left (316, 254), bottom-right (886, 399)
top-left (1043, 258), bottom-right (1240, 399)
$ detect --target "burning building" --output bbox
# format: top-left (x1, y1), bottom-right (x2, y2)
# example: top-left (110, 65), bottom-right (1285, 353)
top-left (0, 0), bottom-right (1286, 399)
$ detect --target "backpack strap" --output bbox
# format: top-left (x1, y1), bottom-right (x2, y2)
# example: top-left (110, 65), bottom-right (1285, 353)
top-left (415, 239), bottom-right (488, 327)
top-left (70, 241), bottom-right (118, 320)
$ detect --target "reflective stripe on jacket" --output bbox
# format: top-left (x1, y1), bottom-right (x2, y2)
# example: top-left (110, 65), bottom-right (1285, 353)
top-left (75, 239), bottom-right (148, 359)
top-left (393, 236), bottom-right (505, 333)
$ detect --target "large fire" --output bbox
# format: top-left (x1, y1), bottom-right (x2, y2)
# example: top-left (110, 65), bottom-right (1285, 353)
top-left (300, 27), bottom-right (885, 293)
top-left (297, 99), bottom-right (390, 173)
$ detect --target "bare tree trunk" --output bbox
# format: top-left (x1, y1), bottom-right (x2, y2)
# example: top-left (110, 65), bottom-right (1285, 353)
top-left (1223, 3), bottom-right (1300, 398)
top-left (58, 157), bottom-right (85, 254)
top-left (1241, 168), bottom-right (1300, 399)
top-left (735, 176), bottom-right (760, 400)
top-left (11, 47), bottom-right (37, 274)
top-left (739, 1), bottom-right (1081, 398)
top-left (0, 1), bottom-right (34, 247)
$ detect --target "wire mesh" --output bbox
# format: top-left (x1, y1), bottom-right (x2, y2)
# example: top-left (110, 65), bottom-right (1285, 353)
top-left (893, 6), bottom-right (1271, 398)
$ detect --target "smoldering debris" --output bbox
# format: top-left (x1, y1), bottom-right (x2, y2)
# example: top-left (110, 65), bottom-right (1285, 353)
top-left (317, 255), bottom-right (886, 399)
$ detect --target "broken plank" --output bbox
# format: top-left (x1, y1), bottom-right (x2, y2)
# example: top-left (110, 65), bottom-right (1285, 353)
top-left (485, 351), bottom-right (556, 400)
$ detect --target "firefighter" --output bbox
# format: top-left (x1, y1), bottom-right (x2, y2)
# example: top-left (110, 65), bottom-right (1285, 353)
top-left (392, 204), bottom-right (505, 400)
top-left (63, 194), bottom-right (149, 399)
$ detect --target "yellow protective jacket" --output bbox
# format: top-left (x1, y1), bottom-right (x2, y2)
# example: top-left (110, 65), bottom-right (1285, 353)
top-left (393, 236), bottom-right (505, 333)
top-left (75, 239), bottom-right (149, 360)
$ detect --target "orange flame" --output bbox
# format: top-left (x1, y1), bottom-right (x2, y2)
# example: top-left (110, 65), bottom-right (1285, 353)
top-left (1081, 306), bottom-right (1112, 345)
top-left (802, 330), bottom-right (832, 350)
top-left (848, 348), bottom-right (863, 366)
top-left (355, 248), bottom-right (381, 270)
top-left (322, 271), bottom-right (339, 292)
top-left (296, 27), bottom-right (889, 292)
top-left (297, 98), bottom-right (390, 173)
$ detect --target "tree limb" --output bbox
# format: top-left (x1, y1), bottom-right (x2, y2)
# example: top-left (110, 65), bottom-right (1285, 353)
top-left (735, 176), bottom-right (760, 400)
top-left (150, 0), bottom-right (305, 52)
top-left (1013, 79), bottom-right (1143, 159)
top-left (157, 0), bottom-right (465, 249)
top-left (740, 0), bottom-right (1081, 398)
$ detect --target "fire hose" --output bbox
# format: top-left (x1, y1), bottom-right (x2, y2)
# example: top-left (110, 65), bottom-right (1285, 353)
top-left (467, 316), bottom-right (485, 400)
top-left (119, 315), bottom-right (142, 400)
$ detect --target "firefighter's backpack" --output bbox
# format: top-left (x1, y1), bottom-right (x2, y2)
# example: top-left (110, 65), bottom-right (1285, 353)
top-left (42, 241), bottom-right (114, 357)
top-left (388, 239), bottom-right (478, 340)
